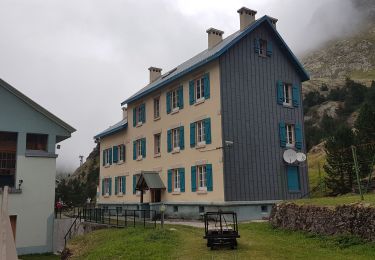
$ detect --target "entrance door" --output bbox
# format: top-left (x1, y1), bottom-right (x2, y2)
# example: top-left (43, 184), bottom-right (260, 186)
top-left (151, 189), bottom-right (161, 203)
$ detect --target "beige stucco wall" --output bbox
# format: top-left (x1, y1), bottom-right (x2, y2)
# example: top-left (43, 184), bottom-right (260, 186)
top-left (98, 60), bottom-right (225, 204)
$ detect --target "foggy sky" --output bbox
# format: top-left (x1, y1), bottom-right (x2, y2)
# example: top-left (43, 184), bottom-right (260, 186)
top-left (0, 0), bottom-right (364, 172)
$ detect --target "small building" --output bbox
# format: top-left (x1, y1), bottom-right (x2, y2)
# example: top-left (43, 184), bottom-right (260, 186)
top-left (0, 79), bottom-right (75, 254)
top-left (95, 7), bottom-right (309, 220)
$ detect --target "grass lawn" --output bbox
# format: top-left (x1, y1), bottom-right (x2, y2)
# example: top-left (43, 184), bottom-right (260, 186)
top-left (66, 222), bottom-right (375, 260)
top-left (294, 193), bottom-right (375, 206)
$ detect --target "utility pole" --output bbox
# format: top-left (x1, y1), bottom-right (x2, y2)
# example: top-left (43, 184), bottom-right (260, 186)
top-left (351, 146), bottom-right (364, 201)
top-left (79, 155), bottom-right (84, 167)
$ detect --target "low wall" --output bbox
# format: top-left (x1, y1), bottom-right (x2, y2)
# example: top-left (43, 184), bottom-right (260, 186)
top-left (269, 202), bottom-right (375, 241)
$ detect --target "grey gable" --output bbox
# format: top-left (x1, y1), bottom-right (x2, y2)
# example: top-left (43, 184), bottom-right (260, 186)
top-left (0, 78), bottom-right (76, 139)
top-left (121, 15), bottom-right (309, 106)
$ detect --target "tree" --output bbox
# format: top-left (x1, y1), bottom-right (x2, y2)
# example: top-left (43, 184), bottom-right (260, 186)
top-left (324, 126), bottom-right (356, 195)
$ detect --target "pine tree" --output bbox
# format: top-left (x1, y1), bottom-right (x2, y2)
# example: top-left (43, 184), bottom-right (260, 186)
top-left (324, 126), bottom-right (356, 195)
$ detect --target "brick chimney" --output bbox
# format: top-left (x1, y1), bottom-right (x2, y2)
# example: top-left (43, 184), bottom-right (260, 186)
top-left (148, 67), bottom-right (162, 83)
top-left (237, 7), bottom-right (257, 30)
top-left (206, 28), bottom-right (224, 49)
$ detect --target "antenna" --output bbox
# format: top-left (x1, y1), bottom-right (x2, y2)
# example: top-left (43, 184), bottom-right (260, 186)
top-left (283, 149), bottom-right (297, 164)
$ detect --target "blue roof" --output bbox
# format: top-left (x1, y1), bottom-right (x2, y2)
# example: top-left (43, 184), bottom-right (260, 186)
top-left (94, 118), bottom-right (127, 140)
top-left (121, 15), bottom-right (309, 106)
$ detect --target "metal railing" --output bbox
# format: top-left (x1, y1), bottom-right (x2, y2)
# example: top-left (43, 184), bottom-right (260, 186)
top-left (64, 210), bottom-right (82, 247)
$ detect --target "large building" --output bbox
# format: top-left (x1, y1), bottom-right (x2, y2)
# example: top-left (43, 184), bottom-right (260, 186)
top-left (0, 79), bottom-right (75, 254)
top-left (95, 7), bottom-right (309, 220)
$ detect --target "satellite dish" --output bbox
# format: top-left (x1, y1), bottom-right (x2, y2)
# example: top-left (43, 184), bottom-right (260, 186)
top-left (283, 149), bottom-right (297, 164)
top-left (296, 152), bottom-right (307, 162)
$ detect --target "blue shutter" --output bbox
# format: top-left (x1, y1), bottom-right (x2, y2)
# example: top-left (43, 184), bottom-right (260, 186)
top-left (109, 148), bottom-right (113, 165)
top-left (166, 91), bottom-right (171, 114)
top-left (167, 170), bottom-right (172, 193)
top-left (167, 130), bottom-right (172, 152)
top-left (295, 124), bottom-right (302, 150)
top-left (180, 168), bottom-right (185, 192)
top-left (254, 38), bottom-right (260, 53)
top-left (179, 126), bottom-right (184, 150)
top-left (101, 179), bottom-right (105, 196)
top-left (279, 122), bottom-right (286, 148)
top-left (277, 81), bottom-right (284, 105)
top-left (133, 175), bottom-right (136, 194)
top-left (115, 177), bottom-right (118, 195)
top-left (133, 107), bottom-right (136, 127)
top-left (178, 85), bottom-right (184, 109)
top-left (141, 103), bottom-right (146, 123)
top-left (190, 122), bottom-right (196, 147)
top-left (204, 118), bottom-right (211, 144)
top-left (204, 73), bottom-right (210, 99)
top-left (122, 176), bottom-right (126, 194)
top-left (292, 84), bottom-right (300, 107)
top-left (109, 177), bottom-right (112, 195)
top-left (287, 166), bottom-right (300, 191)
top-left (266, 41), bottom-right (273, 56)
top-left (141, 138), bottom-right (146, 158)
top-left (189, 80), bottom-right (195, 105)
top-left (122, 144), bottom-right (126, 162)
top-left (191, 166), bottom-right (196, 192)
top-left (206, 164), bottom-right (213, 191)
top-left (133, 141), bottom-right (137, 160)
top-left (102, 150), bottom-right (105, 166)
top-left (113, 146), bottom-right (118, 163)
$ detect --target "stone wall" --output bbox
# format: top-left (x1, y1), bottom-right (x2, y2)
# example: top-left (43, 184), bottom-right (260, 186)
top-left (269, 203), bottom-right (375, 241)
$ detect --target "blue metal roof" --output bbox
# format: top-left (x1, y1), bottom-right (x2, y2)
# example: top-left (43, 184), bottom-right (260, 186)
top-left (94, 118), bottom-right (128, 140)
top-left (121, 15), bottom-right (309, 106)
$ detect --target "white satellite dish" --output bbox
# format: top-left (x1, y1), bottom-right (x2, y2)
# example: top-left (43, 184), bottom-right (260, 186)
top-left (296, 152), bottom-right (307, 162)
top-left (283, 149), bottom-right (297, 164)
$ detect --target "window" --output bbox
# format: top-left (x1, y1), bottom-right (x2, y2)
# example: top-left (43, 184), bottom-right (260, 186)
top-left (103, 148), bottom-right (112, 166)
top-left (199, 206), bottom-right (205, 213)
top-left (104, 178), bottom-right (111, 195)
top-left (133, 104), bottom-right (145, 127)
top-left (283, 83), bottom-right (292, 106)
top-left (0, 132), bottom-right (17, 188)
top-left (172, 128), bottom-right (180, 149)
top-left (171, 89), bottom-right (178, 110)
top-left (196, 120), bottom-right (205, 144)
top-left (116, 206), bottom-right (122, 214)
top-left (154, 97), bottom-right (160, 119)
top-left (118, 177), bottom-right (123, 194)
top-left (259, 39), bottom-right (267, 57)
top-left (197, 165), bottom-right (207, 191)
top-left (195, 77), bottom-right (205, 101)
top-left (133, 138), bottom-right (146, 160)
top-left (116, 176), bottom-right (126, 195)
top-left (173, 169), bottom-right (180, 192)
top-left (137, 140), bottom-right (142, 158)
top-left (287, 166), bottom-right (300, 192)
top-left (173, 206), bottom-right (178, 212)
top-left (154, 133), bottom-right (161, 155)
top-left (261, 205), bottom-right (268, 213)
top-left (26, 133), bottom-right (48, 151)
top-left (118, 145), bottom-right (125, 162)
top-left (286, 124), bottom-right (295, 147)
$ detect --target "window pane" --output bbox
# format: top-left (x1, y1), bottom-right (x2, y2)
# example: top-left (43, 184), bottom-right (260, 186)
top-left (26, 133), bottom-right (48, 151)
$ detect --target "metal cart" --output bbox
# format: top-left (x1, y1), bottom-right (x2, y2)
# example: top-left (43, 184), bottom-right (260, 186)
top-left (203, 211), bottom-right (240, 250)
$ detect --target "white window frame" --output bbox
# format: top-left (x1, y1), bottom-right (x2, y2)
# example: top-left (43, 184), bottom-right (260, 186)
top-left (104, 178), bottom-right (110, 195)
top-left (197, 165), bottom-right (207, 191)
top-left (104, 149), bottom-right (110, 166)
top-left (154, 97), bottom-right (160, 119)
top-left (283, 83), bottom-right (292, 106)
top-left (259, 39), bottom-right (267, 57)
top-left (172, 128), bottom-right (180, 150)
top-left (286, 124), bottom-right (295, 148)
top-left (196, 120), bottom-right (206, 145)
top-left (118, 145), bottom-right (125, 163)
top-left (171, 89), bottom-right (179, 111)
top-left (154, 133), bottom-right (161, 155)
top-left (173, 169), bottom-right (180, 192)
top-left (136, 139), bottom-right (143, 159)
top-left (195, 77), bottom-right (205, 102)
top-left (117, 176), bottom-right (124, 195)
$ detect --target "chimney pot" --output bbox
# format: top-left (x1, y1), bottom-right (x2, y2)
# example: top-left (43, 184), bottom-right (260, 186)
top-left (148, 67), bottom-right (162, 83)
top-left (267, 16), bottom-right (278, 28)
top-left (237, 7), bottom-right (257, 30)
top-left (206, 28), bottom-right (224, 49)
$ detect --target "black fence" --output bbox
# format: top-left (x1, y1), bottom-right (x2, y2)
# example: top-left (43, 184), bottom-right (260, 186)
top-left (81, 208), bottom-right (157, 228)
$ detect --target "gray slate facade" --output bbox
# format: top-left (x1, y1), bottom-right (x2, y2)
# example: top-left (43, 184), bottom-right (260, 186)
top-left (220, 22), bottom-right (308, 201)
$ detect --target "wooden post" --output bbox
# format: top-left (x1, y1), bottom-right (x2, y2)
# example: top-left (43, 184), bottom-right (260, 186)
top-left (351, 146), bottom-right (364, 201)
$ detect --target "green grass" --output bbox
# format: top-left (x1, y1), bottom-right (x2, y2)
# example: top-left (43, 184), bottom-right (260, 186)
top-left (307, 151), bottom-right (329, 197)
top-left (294, 193), bottom-right (375, 206)
top-left (19, 253), bottom-right (59, 260)
top-left (67, 223), bottom-right (375, 259)
top-left (350, 69), bottom-right (375, 81)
